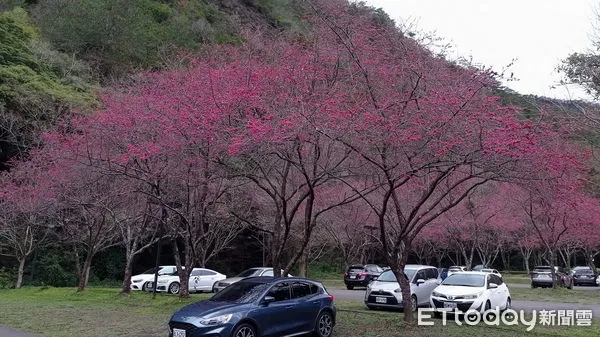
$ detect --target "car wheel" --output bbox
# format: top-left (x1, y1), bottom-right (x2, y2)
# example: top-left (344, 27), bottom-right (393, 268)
top-left (483, 300), bottom-right (491, 315)
top-left (232, 323), bottom-right (256, 337)
top-left (141, 282), bottom-right (150, 292)
top-left (531, 284), bottom-right (537, 289)
top-left (573, 282), bottom-right (578, 287)
top-left (410, 295), bottom-right (417, 312)
top-left (212, 282), bottom-right (219, 293)
top-left (504, 297), bottom-right (511, 311)
top-left (168, 282), bottom-right (180, 294)
top-left (346, 285), bottom-right (354, 290)
top-left (314, 311), bottom-right (334, 337)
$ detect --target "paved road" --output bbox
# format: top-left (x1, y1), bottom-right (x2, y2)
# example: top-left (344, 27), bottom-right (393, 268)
top-left (509, 283), bottom-right (600, 290)
top-left (0, 327), bottom-right (41, 337)
top-left (329, 285), bottom-right (600, 316)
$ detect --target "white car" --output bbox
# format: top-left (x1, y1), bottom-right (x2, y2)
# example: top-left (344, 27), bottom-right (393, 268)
top-left (480, 268), bottom-right (502, 277)
top-left (597, 275), bottom-right (600, 286)
top-left (430, 271), bottom-right (511, 315)
top-left (130, 265), bottom-right (177, 291)
top-left (213, 267), bottom-right (293, 292)
top-left (447, 266), bottom-right (467, 277)
top-left (150, 268), bottom-right (226, 294)
top-left (364, 265), bottom-right (439, 311)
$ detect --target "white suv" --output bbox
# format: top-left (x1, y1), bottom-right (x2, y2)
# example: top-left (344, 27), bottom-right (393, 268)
top-left (130, 266), bottom-right (177, 291)
top-left (364, 265), bottom-right (439, 311)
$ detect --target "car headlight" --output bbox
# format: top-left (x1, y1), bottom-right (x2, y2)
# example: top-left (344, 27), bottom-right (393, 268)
top-left (432, 291), bottom-right (443, 297)
top-left (199, 314), bottom-right (233, 326)
top-left (132, 279), bottom-right (142, 283)
top-left (462, 292), bottom-right (483, 300)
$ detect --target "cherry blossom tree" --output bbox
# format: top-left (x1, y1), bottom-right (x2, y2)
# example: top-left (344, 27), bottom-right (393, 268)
top-left (302, 0), bottom-right (582, 321)
top-left (0, 156), bottom-right (52, 288)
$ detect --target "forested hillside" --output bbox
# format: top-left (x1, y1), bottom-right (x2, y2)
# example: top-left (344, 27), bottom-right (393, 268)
top-left (0, 0), bottom-right (307, 170)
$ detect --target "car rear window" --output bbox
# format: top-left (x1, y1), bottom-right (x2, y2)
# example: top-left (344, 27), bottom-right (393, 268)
top-left (348, 266), bottom-right (364, 272)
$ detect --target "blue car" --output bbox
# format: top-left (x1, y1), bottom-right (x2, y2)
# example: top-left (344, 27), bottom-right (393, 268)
top-left (168, 277), bottom-right (336, 337)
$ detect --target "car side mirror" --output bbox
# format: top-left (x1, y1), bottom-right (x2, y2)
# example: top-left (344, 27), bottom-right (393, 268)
top-left (416, 279), bottom-right (425, 285)
top-left (435, 279), bottom-right (442, 285)
top-left (488, 283), bottom-right (498, 289)
top-left (371, 276), bottom-right (378, 281)
top-left (262, 296), bottom-right (276, 305)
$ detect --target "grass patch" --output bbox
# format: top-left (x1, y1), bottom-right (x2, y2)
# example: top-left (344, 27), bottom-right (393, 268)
top-left (503, 275), bottom-right (531, 284)
top-left (0, 287), bottom-right (598, 337)
top-left (508, 286), bottom-right (600, 305)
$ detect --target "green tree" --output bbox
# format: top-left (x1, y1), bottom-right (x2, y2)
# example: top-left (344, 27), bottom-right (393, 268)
top-left (0, 7), bottom-right (94, 169)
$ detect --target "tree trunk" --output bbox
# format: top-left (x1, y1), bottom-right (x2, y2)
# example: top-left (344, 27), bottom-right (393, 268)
top-left (500, 247), bottom-right (510, 271)
top-left (15, 257), bottom-right (26, 289)
top-left (548, 250), bottom-right (557, 289)
top-left (298, 249), bottom-right (308, 277)
top-left (77, 253), bottom-right (94, 292)
top-left (179, 269), bottom-right (190, 298)
top-left (519, 246), bottom-right (532, 274)
top-left (120, 255), bottom-right (134, 295)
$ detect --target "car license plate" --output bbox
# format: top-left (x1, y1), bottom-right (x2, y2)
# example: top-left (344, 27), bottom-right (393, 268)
top-left (375, 297), bottom-right (387, 303)
top-left (352, 275), bottom-right (357, 279)
top-left (444, 302), bottom-right (457, 309)
top-left (173, 328), bottom-right (186, 337)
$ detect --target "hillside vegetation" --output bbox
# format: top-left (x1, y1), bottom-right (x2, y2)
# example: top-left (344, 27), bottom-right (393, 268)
top-left (0, 0), bottom-right (306, 169)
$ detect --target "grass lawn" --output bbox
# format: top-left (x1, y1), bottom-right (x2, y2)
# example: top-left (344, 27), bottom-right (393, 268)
top-left (502, 275), bottom-right (531, 284)
top-left (1, 287), bottom-right (599, 337)
top-left (508, 286), bottom-right (600, 305)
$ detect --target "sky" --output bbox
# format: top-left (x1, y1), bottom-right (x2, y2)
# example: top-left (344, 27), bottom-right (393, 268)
top-left (364, 0), bottom-right (597, 101)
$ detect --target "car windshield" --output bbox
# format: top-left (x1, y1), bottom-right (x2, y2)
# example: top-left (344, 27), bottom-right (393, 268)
top-left (141, 267), bottom-right (158, 275)
top-left (210, 282), bottom-right (269, 303)
top-left (376, 269), bottom-right (417, 282)
top-left (236, 268), bottom-right (262, 277)
top-left (141, 267), bottom-right (176, 275)
top-left (442, 274), bottom-right (485, 287)
top-left (575, 269), bottom-right (594, 275)
top-left (533, 268), bottom-right (552, 273)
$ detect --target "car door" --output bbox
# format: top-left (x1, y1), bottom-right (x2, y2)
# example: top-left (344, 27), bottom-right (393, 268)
top-left (424, 268), bottom-right (439, 299)
top-left (486, 274), bottom-right (501, 308)
top-left (254, 282), bottom-right (296, 337)
top-left (413, 269), bottom-right (429, 305)
top-left (189, 269), bottom-right (201, 291)
top-left (195, 269), bottom-right (217, 291)
top-left (290, 282), bottom-right (320, 333)
top-left (492, 275), bottom-right (509, 308)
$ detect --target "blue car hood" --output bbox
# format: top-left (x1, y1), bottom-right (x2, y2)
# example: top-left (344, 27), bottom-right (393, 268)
top-left (171, 300), bottom-right (240, 324)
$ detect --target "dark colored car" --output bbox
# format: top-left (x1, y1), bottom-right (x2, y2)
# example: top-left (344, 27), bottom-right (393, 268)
top-left (531, 266), bottom-right (572, 289)
top-left (343, 264), bottom-right (383, 290)
top-left (571, 266), bottom-right (599, 286)
top-left (169, 277), bottom-right (336, 337)
top-left (437, 268), bottom-right (448, 281)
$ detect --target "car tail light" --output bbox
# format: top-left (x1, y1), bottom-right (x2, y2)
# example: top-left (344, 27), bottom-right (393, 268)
top-left (344, 272), bottom-right (347, 276)
top-left (328, 295), bottom-right (334, 301)
top-left (359, 273), bottom-right (368, 277)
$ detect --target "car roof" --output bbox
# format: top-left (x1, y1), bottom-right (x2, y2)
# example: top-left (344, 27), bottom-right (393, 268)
top-left (450, 271), bottom-right (488, 276)
top-left (404, 264), bottom-right (436, 270)
top-left (238, 276), bottom-right (322, 285)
